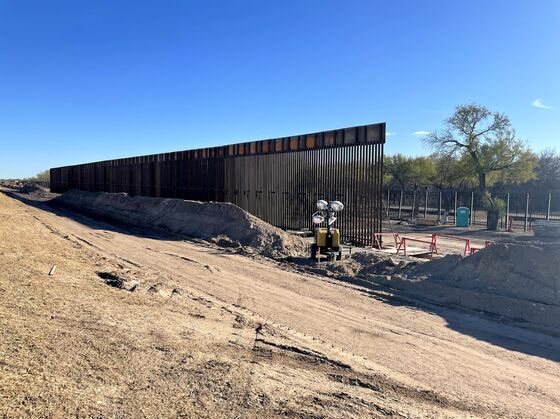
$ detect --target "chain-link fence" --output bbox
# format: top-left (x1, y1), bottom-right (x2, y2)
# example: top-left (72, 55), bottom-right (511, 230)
top-left (384, 189), bottom-right (559, 231)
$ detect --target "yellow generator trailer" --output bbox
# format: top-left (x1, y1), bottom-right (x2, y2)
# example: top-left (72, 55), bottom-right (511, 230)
top-left (311, 227), bottom-right (342, 261)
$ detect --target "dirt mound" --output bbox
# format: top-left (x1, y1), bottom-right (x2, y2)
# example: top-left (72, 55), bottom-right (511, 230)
top-left (52, 190), bottom-right (307, 258)
top-left (534, 220), bottom-right (560, 238)
top-left (307, 252), bottom-right (414, 278)
top-left (19, 184), bottom-right (42, 194)
top-left (387, 241), bottom-right (560, 334)
top-left (291, 243), bottom-right (560, 335)
top-left (410, 241), bottom-right (560, 306)
top-left (17, 183), bottom-right (56, 200)
top-left (351, 251), bottom-right (416, 276)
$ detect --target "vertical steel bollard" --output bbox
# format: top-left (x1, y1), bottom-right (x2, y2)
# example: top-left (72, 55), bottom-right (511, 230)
top-left (438, 191), bottom-right (442, 221)
top-left (470, 191), bottom-right (474, 225)
top-left (454, 191), bottom-right (458, 224)
top-left (506, 193), bottom-right (510, 229)
top-left (547, 193), bottom-right (551, 221)
top-left (524, 193), bottom-right (529, 231)
top-left (398, 190), bottom-right (403, 219)
top-left (412, 190), bottom-right (417, 221)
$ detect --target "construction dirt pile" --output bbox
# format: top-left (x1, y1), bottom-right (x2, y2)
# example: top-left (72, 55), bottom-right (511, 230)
top-left (534, 219), bottom-right (560, 238)
top-left (18, 183), bottom-right (57, 200)
top-left (299, 251), bottom-right (415, 279)
top-left (410, 241), bottom-right (560, 306)
top-left (52, 189), bottom-right (307, 258)
top-left (19, 184), bottom-right (43, 194)
top-left (293, 241), bottom-right (560, 335)
top-left (402, 241), bottom-right (560, 334)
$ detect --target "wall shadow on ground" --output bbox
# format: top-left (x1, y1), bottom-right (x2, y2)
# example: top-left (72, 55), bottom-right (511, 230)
top-left (315, 272), bottom-right (560, 363)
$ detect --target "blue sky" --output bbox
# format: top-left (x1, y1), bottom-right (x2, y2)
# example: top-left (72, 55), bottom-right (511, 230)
top-left (0, 0), bottom-right (558, 178)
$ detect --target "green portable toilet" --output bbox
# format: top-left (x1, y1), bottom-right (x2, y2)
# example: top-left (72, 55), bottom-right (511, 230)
top-left (456, 207), bottom-right (470, 227)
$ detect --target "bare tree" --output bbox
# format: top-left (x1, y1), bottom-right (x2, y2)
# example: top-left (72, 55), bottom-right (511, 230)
top-left (424, 104), bottom-right (532, 193)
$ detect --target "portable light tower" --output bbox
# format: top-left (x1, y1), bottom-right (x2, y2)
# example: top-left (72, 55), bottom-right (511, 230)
top-left (311, 200), bottom-right (344, 261)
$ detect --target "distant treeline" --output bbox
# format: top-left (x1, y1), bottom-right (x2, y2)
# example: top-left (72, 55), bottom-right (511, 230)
top-left (385, 148), bottom-right (560, 193)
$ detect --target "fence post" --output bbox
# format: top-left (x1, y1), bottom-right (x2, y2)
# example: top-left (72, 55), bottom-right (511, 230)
top-left (470, 191), bottom-right (474, 225)
top-left (438, 191), bottom-right (442, 221)
top-left (398, 190), bottom-right (403, 219)
top-left (412, 191), bottom-right (417, 220)
top-left (454, 191), bottom-right (458, 224)
top-left (547, 193), bottom-right (551, 220)
top-left (424, 189), bottom-right (428, 218)
top-left (506, 193), bottom-right (510, 230)
top-left (524, 193), bottom-right (529, 231)
top-left (387, 189), bottom-right (391, 213)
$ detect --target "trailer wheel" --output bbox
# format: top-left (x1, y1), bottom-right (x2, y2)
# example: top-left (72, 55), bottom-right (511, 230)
top-left (310, 244), bottom-right (318, 260)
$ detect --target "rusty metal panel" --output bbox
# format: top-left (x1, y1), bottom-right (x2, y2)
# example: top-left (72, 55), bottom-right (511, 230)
top-left (262, 141), bottom-right (270, 153)
top-left (289, 137), bottom-right (298, 151)
top-left (305, 135), bottom-right (315, 149)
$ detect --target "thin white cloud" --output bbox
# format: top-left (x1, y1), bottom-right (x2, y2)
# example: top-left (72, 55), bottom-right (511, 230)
top-left (532, 98), bottom-right (552, 109)
top-left (413, 130), bottom-right (431, 136)
top-left (386, 132), bottom-right (397, 136)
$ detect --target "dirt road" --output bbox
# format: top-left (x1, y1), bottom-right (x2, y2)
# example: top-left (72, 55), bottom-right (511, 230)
top-left (1, 191), bottom-right (560, 417)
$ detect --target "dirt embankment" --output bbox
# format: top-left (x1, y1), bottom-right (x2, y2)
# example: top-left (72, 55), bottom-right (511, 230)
top-left (410, 241), bottom-right (560, 306)
top-left (295, 242), bottom-right (560, 335)
top-left (52, 189), bottom-right (307, 259)
top-left (401, 242), bottom-right (560, 334)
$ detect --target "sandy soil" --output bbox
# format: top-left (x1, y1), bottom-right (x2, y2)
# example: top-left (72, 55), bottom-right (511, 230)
top-left (1, 190), bottom-right (560, 418)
